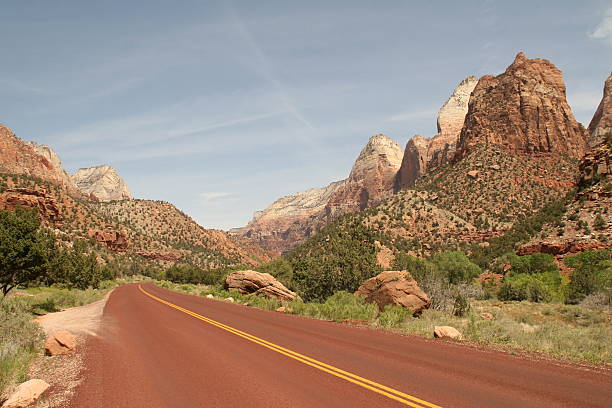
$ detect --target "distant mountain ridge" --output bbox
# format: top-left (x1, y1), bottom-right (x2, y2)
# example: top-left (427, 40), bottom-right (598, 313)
top-left (236, 52), bottom-right (606, 256)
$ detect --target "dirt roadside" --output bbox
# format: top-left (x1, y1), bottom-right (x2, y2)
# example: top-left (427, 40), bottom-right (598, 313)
top-left (27, 292), bottom-right (112, 408)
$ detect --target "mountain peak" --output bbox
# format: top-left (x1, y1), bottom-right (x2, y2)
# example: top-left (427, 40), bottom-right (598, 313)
top-left (72, 165), bottom-right (132, 202)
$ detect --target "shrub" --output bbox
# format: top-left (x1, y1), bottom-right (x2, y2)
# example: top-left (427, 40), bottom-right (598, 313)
top-left (391, 254), bottom-right (436, 282)
top-left (0, 298), bottom-right (44, 397)
top-left (564, 250), bottom-right (612, 304)
top-left (432, 251), bottom-right (481, 284)
top-left (378, 304), bottom-right (411, 328)
top-left (498, 272), bottom-right (564, 302)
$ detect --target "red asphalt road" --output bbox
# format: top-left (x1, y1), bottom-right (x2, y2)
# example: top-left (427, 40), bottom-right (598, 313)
top-left (68, 283), bottom-right (612, 408)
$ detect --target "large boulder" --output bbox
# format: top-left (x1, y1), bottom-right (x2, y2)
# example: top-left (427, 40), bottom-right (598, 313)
top-left (433, 326), bottom-right (463, 340)
top-left (1, 379), bottom-right (49, 408)
top-left (224, 270), bottom-right (298, 302)
top-left (44, 330), bottom-right (77, 356)
top-left (355, 271), bottom-right (430, 316)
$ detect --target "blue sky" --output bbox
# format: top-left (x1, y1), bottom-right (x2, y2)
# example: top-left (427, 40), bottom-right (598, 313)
top-left (1, 1), bottom-right (611, 230)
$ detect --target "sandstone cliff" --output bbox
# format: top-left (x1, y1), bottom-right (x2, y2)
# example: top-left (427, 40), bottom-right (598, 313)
top-left (72, 165), bottom-right (132, 201)
top-left (237, 134), bottom-right (403, 253)
top-left (588, 71), bottom-right (612, 147)
top-left (397, 76), bottom-right (478, 189)
top-left (0, 125), bottom-right (78, 194)
top-left (455, 52), bottom-right (588, 160)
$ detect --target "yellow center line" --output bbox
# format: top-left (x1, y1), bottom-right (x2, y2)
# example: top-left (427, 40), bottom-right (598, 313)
top-left (138, 285), bottom-right (444, 408)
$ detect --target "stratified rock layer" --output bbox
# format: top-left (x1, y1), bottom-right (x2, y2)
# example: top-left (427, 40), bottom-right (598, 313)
top-left (0, 125), bottom-right (78, 194)
top-left (588, 71), bottom-right (612, 147)
top-left (224, 270), bottom-right (298, 301)
top-left (397, 76), bottom-right (478, 189)
top-left (237, 134), bottom-right (403, 253)
top-left (355, 270), bottom-right (430, 316)
top-left (72, 165), bottom-right (131, 202)
top-left (456, 52), bottom-right (588, 160)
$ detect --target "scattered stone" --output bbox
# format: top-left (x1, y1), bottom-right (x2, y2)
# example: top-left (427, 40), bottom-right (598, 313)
top-left (433, 326), bottom-right (463, 340)
top-left (275, 306), bottom-right (293, 314)
top-left (481, 312), bottom-right (495, 320)
top-left (467, 170), bottom-right (479, 179)
top-left (225, 297), bottom-right (234, 303)
top-left (1, 379), bottom-right (49, 408)
top-left (206, 294), bottom-right (214, 299)
top-left (44, 330), bottom-right (77, 356)
top-left (225, 270), bottom-right (298, 302)
top-left (355, 270), bottom-right (430, 316)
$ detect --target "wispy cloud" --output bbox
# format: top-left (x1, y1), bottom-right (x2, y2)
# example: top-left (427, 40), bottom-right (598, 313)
top-left (200, 192), bottom-right (233, 201)
top-left (227, 5), bottom-right (317, 135)
top-left (387, 108), bottom-right (438, 122)
top-left (589, 8), bottom-right (612, 43)
top-left (0, 78), bottom-right (49, 95)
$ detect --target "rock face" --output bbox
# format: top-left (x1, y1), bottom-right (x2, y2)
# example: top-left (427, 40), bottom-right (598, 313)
top-left (72, 165), bottom-right (131, 201)
top-left (397, 76), bottom-right (478, 189)
top-left (326, 134), bottom-right (404, 216)
top-left (1, 379), bottom-right (50, 408)
top-left (0, 188), bottom-right (62, 223)
top-left (88, 229), bottom-right (129, 251)
top-left (224, 270), bottom-right (298, 301)
top-left (433, 326), bottom-right (463, 340)
top-left (44, 330), bottom-right (77, 356)
top-left (236, 134), bottom-right (403, 253)
top-left (455, 52), bottom-right (588, 160)
top-left (0, 125), bottom-right (77, 193)
top-left (355, 270), bottom-right (430, 316)
top-left (588, 72), bottom-right (612, 147)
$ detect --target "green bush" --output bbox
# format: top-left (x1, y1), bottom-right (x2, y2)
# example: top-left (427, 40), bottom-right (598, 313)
top-left (391, 254), bottom-right (436, 282)
top-left (504, 253), bottom-right (558, 275)
top-left (288, 219), bottom-right (382, 301)
top-left (564, 250), bottom-right (611, 304)
top-left (47, 240), bottom-right (108, 289)
top-left (288, 291), bottom-right (378, 322)
top-left (378, 304), bottom-right (411, 328)
top-left (498, 272), bottom-right (564, 302)
top-left (0, 298), bottom-right (44, 397)
top-left (432, 251), bottom-right (481, 284)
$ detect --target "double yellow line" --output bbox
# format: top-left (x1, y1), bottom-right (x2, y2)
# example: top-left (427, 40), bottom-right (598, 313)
top-left (138, 285), bottom-right (443, 408)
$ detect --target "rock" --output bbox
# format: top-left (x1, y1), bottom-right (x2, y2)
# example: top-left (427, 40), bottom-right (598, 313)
top-left (481, 312), bottom-right (494, 320)
top-left (0, 188), bottom-right (62, 223)
top-left (44, 330), bottom-right (77, 356)
top-left (225, 297), bottom-right (235, 303)
top-left (433, 326), bottom-right (463, 340)
top-left (467, 170), bottom-right (479, 179)
top-left (275, 306), bottom-right (293, 313)
top-left (517, 241), bottom-right (609, 256)
top-left (1, 379), bottom-right (50, 408)
top-left (355, 271), bottom-right (430, 316)
top-left (0, 125), bottom-right (79, 195)
top-left (455, 52), bottom-right (588, 161)
top-left (88, 229), bottom-right (129, 251)
top-left (588, 71), bottom-right (612, 147)
top-left (224, 270), bottom-right (298, 302)
top-left (235, 134), bottom-right (403, 253)
top-left (206, 294), bottom-right (214, 299)
top-left (72, 165), bottom-right (132, 202)
top-left (396, 76), bottom-right (478, 189)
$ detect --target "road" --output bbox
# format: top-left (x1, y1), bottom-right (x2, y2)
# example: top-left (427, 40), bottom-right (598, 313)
top-left (68, 283), bottom-right (612, 407)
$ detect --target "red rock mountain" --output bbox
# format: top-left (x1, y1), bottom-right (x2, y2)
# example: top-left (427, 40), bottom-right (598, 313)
top-left (588, 71), bottom-right (612, 147)
top-left (455, 52), bottom-right (588, 160)
top-left (235, 134), bottom-right (404, 253)
top-left (397, 76), bottom-right (478, 189)
top-left (0, 125), bottom-right (79, 195)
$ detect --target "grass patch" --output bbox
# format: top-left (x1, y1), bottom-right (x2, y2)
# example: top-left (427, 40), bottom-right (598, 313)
top-left (153, 281), bottom-right (612, 365)
top-left (0, 280), bottom-right (122, 398)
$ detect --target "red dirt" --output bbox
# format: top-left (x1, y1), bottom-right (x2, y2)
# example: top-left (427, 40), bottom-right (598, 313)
top-left (68, 283), bottom-right (612, 407)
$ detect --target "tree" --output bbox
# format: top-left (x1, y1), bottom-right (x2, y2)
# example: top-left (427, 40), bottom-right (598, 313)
top-left (0, 208), bottom-right (54, 297)
top-left (432, 251), bottom-right (481, 284)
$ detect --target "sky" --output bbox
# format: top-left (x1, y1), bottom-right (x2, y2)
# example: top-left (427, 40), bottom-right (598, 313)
top-left (1, 1), bottom-right (611, 230)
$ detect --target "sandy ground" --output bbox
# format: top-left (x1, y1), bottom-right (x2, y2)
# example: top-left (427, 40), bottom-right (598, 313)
top-left (27, 292), bottom-right (112, 408)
